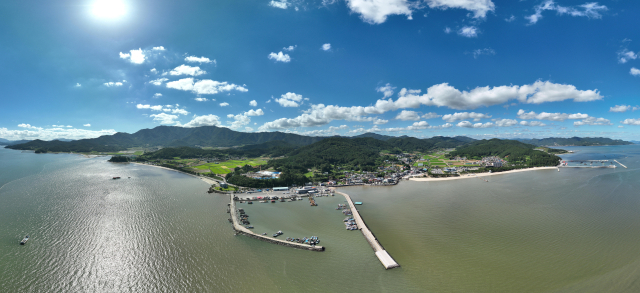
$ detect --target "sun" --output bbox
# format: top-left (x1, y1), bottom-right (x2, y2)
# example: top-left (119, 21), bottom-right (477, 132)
top-left (92, 0), bottom-right (126, 19)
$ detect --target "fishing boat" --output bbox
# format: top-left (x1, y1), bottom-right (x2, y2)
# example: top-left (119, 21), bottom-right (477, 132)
top-left (20, 236), bottom-right (29, 245)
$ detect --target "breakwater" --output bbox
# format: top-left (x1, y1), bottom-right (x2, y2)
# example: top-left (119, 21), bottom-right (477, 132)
top-left (335, 191), bottom-right (400, 269)
top-left (228, 194), bottom-right (325, 251)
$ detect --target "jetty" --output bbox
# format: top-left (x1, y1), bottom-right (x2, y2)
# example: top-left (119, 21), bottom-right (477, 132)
top-left (614, 160), bottom-right (628, 168)
top-left (228, 194), bottom-right (324, 251)
top-left (335, 191), bottom-right (400, 270)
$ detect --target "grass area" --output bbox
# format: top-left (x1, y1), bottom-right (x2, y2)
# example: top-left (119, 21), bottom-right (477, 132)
top-left (304, 171), bottom-right (314, 178)
top-left (133, 151), bottom-right (144, 156)
top-left (430, 163), bottom-right (447, 166)
top-left (193, 159), bottom-right (268, 174)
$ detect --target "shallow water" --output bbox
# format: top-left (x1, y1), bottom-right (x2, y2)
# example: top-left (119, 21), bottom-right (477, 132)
top-left (1, 145), bottom-right (640, 292)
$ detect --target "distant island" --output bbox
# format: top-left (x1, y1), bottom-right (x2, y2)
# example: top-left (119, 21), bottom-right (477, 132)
top-left (516, 137), bottom-right (632, 147)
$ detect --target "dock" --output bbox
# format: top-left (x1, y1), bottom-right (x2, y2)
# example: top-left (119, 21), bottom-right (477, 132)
top-left (228, 194), bottom-right (324, 251)
top-left (336, 191), bottom-right (400, 270)
top-left (614, 160), bottom-right (628, 168)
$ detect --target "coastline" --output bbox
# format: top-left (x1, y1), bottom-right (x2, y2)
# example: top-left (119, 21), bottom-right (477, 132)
top-left (408, 166), bottom-right (558, 182)
top-left (132, 162), bottom-right (218, 186)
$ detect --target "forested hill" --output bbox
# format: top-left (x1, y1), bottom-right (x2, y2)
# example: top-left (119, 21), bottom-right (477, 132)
top-left (5, 126), bottom-right (326, 152)
top-left (448, 139), bottom-right (561, 167)
top-left (517, 137), bottom-right (633, 146)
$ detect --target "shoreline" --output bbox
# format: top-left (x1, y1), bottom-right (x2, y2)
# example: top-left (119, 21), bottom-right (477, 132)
top-left (408, 166), bottom-right (558, 182)
top-left (132, 162), bottom-right (218, 186)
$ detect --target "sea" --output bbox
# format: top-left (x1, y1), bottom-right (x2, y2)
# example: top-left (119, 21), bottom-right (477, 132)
top-left (1, 145), bottom-right (640, 292)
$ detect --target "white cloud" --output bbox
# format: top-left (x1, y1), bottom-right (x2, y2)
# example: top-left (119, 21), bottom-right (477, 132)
top-left (275, 92), bottom-right (303, 107)
top-left (150, 113), bottom-right (180, 125)
top-left (322, 43), bottom-right (331, 51)
top-left (376, 83), bottom-right (396, 98)
top-left (18, 123), bottom-right (40, 129)
top-left (249, 100), bottom-right (258, 107)
top-left (517, 109), bottom-right (589, 121)
top-left (519, 121), bottom-right (546, 127)
top-left (152, 46), bottom-right (165, 51)
top-left (83, 124), bottom-right (91, 127)
top-left (472, 48), bottom-right (495, 58)
top-left (137, 104), bottom-right (189, 115)
top-left (220, 102), bottom-right (229, 107)
top-left (166, 78), bottom-right (248, 95)
top-left (150, 68), bottom-right (158, 74)
top-left (245, 127), bottom-right (254, 132)
top-left (374, 118), bottom-right (389, 125)
top-left (153, 93), bottom-right (162, 98)
top-left (137, 104), bottom-right (164, 111)
top-left (457, 121), bottom-right (494, 128)
top-left (183, 114), bottom-right (222, 128)
top-left (618, 49), bottom-right (637, 64)
top-left (149, 78), bottom-right (168, 86)
top-left (426, 0), bottom-right (495, 18)
top-left (422, 112), bottom-right (442, 119)
top-left (245, 109), bottom-right (265, 116)
top-left (444, 27), bottom-right (452, 34)
top-left (494, 119), bottom-right (518, 127)
top-left (268, 51), bottom-right (291, 62)
top-left (269, 0), bottom-right (289, 9)
top-left (0, 127), bottom-right (116, 141)
top-left (442, 112), bottom-right (491, 122)
top-left (631, 67), bottom-right (640, 76)
top-left (169, 65), bottom-right (207, 76)
top-left (119, 48), bottom-right (145, 64)
top-left (103, 82), bottom-right (123, 87)
top-left (395, 110), bottom-right (421, 121)
top-left (171, 109), bottom-right (190, 115)
top-left (526, 0), bottom-right (608, 25)
top-left (505, 15), bottom-right (515, 22)
top-left (621, 119), bottom-right (640, 125)
top-left (185, 56), bottom-right (215, 64)
top-left (74, 83), bottom-right (81, 87)
top-left (344, 0), bottom-right (413, 24)
top-left (574, 117), bottom-right (612, 126)
top-left (610, 105), bottom-right (631, 112)
top-left (458, 26), bottom-right (478, 38)
top-left (195, 97), bottom-right (208, 102)
top-left (283, 45), bottom-right (297, 51)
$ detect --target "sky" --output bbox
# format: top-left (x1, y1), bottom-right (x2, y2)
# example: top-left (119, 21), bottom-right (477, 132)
top-left (1, 0), bottom-right (640, 141)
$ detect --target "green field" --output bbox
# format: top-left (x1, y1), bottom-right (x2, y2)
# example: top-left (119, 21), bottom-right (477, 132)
top-left (429, 162), bottom-right (447, 166)
top-left (194, 159), bottom-right (268, 174)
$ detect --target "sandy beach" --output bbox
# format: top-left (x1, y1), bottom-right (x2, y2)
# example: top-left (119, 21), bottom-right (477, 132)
top-left (408, 166), bottom-right (558, 182)
top-left (132, 162), bottom-right (219, 185)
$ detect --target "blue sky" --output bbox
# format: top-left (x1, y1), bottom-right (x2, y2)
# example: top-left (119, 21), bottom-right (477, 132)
top-left (1, 0), bottom-right (640, 141)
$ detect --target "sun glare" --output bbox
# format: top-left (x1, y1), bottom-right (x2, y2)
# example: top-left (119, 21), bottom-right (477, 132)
top-left (92, 0), bottom-right (126, 19)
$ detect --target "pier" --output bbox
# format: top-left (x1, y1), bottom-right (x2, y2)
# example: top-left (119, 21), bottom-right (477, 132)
top-left (614, 160), bottom-right (628, 168)
top-left (560, 160), bottom-right (616, 168)
top-left (228, 194), bottom-right (325, 251)
top-left (335, 191), bottom-right (400, 270)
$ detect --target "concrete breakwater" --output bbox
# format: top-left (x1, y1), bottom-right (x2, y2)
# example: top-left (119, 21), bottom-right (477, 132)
top-left (335, 191), bottom-right (400, 270)
top-left (228, 194), bottom-right (325, 251)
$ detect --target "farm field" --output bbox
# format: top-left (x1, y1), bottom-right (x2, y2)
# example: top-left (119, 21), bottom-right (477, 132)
top-left (193, 159), bottom-right (268, 174)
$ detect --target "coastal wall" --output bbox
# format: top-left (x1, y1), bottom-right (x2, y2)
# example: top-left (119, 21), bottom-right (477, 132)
top-left (335, 191), bottom-right (400, 270)
top-left (228, 194), bottom-right (325, 252)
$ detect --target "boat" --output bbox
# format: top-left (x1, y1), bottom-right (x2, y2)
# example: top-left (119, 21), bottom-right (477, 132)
top-left (245, 225), bottom-right (254, 229)
top-left (247, 201), bottom-right (253, 204)
top-left (20, 236), bottom-right (29, 245)
top-left (271, 200), bottom-right (276, 203)
top-left (112, 177), bottom-right (121, 179)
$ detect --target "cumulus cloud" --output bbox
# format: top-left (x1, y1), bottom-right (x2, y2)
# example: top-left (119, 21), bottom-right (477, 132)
top-left (574, 117), bottom-right (612, 126)
top-left (283, 45), bottom-right (297, 51)
top-left (169, 65), bottom-right (207, 76)
top-left (374, 118), bottom-right (389, 125)
top-left (153, 93), bottom-right (162, 98)
top-left (152, 46), bottom-right (165, 51)
top-left (249, 100), bottom-right (258, 107)
top-left (183, 114), bottom-right (222, 128)
top-left (426, 0), bottom-right (495, 18)
top-left (610, 105), bottom-right (631, 112)
top-left (138, 104), bottom-right (190, 115)
top-left (519, 121), bottom-right (546, 127)
top-left (376, 83), bottom-right (396, 98)
top-left (395, 110), bottom-right (421, 121)
top-left (269, 0), bottom-right (289, 9)
top-left (194, 97), bottom-right (208, 102)
top-left (621, 119), bottom-right (640, 125)
top-left (442, 112), bottom-right (491, 122)
top-left (631, 67), bottom-right (640, 76)
top-left (149, 78), bottom-right (168, 86)
top-left (74, 83), bottom-right (81, 87)
top-left (517, 109), bottom-right (589, 121)
top-left (0, 127), bottom-right (116, 141)
top-left (220, 102), bottom-right (229, 107)
top-left (166, 78), bottom-right (248, 95)
top-left (18, 123), bottom-right (40, 129)
top-left (526, 0), bottom-right (608, 25)
top-left (268, 51), bottom-right (291, 62)
top-left (322, 43), bottom-right (331, 51)
top-left (618, 49), bottom-right (637, 64)
top-left (104, 81), bottom-right (123, 87)
top-left (245, 109), bottom-right (265, 116)
top-left (150, 113), bottom-right (180, 125)
top-left (185, 56), bottom-right (215, 64)
top-left (422, 112), bottom-right (442, 119)
top-left (458, 26), bottom-right (478, 38)
top-left (457, 121), bottom-right (494, 128)
top-left (494, 119), bottom-right (518, 127)
top-left (345, 0), bottom-right (494, 24)
top-left (275, 92), bottom-right (303, 107)
top-left (83, 124), bottom-right (91, 127)
top-left (119, 48), bottom-right (145, 64)
top-left (137, 104), bottom-right (164, 111)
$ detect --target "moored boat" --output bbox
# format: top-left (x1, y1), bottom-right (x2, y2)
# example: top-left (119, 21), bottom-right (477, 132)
top-left (20, 236), bottom-right (29, 245)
